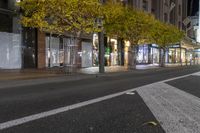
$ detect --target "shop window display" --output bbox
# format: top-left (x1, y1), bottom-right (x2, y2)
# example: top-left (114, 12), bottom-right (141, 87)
top-left (168, 47), bottom-right (185, 64)
top-left (137, 45), bottom-right (148, 64)
top-left (63, 38), bottom-right (77, 67)
top-left (81, 42), bottom-right (93, 68)
top-left (176, 49), bottom-right (181, 63)
top-left (181, 49), bottom-right (186, 63)
top-left (168, 49), bottom-right (175, 63)
top-left (92, 34), bottom-right (99, 66)
top-left (0, 1), bottom-right (22, 69)
top-left (194, 49), bottom-right (200, 64)
top-left (46, 36), bottom-right (64, 67)
top-left (110, 39), bottom-right (118, 66)
top-left (151, 48), bottom-right (159, 64)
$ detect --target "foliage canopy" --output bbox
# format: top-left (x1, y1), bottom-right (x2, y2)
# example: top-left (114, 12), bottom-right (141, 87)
top-left (18, 0), bottom-right (184, 46)
top-left (19, 0), bottom-right (102, 36)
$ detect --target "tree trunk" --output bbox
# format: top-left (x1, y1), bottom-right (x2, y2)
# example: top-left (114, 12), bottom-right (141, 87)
top-left (128, 45), bottom-right (137, 70)
top-left (159, 48), bottom-right (166, 67)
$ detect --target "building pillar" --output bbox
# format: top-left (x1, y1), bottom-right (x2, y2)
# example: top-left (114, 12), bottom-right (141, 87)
top-left (180, 46), bottom-right (182, 66)
top-left (117, 38), bottom-right (123, 66)
top-left (121, 40), bottom-right (125, 66)
top-left (37, 30), bottom-right (46, 69)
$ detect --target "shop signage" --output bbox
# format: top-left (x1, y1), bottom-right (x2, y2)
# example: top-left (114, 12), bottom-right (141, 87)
top-left (150, 44), bottom-right (159, 48)
top-left (168, 44), bottom-right (180, 48)
top-left (105, 47), bottom-right (110, 55)
top-left (194, 49), bottom-right (200, 52)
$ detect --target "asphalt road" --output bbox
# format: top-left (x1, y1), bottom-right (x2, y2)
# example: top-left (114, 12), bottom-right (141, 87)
top-left (0, 66), bottom-right (200, 133)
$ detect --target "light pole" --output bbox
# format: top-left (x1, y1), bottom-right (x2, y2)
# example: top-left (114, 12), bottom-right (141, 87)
top-left (197, 0), bottom-right (200, 43)
top-left (98, 0), bottom-right (105, 73)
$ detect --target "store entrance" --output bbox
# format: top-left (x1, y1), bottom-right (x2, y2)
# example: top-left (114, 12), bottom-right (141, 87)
top-left (169, 49), bottom-right (175, 63)
top-left (22, 28), bottom-right (37, 68)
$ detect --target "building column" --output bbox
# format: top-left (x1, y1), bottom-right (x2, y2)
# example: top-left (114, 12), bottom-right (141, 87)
top-left (180, 46), bottom-right (182, 66)
top-left (37, 30), bottom-right (46, 69)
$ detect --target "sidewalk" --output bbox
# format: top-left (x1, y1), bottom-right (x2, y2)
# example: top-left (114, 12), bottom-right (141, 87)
top-left (79, 63), bottom-right (196, 74)
top-left (0, 64), bottom-right (198, 89)
top-left (0, 65), bottom-right (159, 89)
top-left (78, 66), bottom-right (129, 74)
top-left (0, 72), bottom-right (95, 89)
top-left (79, 64), bottom-right (160, 74)
top-left (0, 63), bottom-right (195, 81)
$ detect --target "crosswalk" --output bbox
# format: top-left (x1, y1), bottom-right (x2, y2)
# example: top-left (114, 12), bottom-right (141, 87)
top-left (137, 73), bottom-right (200, 133)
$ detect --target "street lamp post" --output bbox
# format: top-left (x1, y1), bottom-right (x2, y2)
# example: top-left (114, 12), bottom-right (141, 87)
top-left (197, 0), bottom-right (200, 43)
top-left (98, 0), bottom-right (105, 73)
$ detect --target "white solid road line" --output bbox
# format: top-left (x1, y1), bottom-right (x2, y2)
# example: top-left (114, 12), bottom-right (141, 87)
top-left (0, 71), bottom-right (198, 130)
top-left (0, 88), bottom-right (138, 130)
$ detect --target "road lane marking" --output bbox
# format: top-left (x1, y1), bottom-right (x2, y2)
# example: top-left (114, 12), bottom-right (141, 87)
top-left (0, 88), bottom-right (138, 130)
top-left (0, 71), bottom-right (199, 130)
top-left (126, 92), bottom-right (135, 95)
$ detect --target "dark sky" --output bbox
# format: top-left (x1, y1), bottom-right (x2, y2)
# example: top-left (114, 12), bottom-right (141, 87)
top-left (189, 0), bottom-right (198, 16)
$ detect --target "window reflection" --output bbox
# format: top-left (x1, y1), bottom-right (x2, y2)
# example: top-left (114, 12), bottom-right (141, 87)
top-left (0, 0), bottom-right (22, 69)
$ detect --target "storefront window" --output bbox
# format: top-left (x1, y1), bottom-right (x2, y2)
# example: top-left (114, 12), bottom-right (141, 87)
top-left (168, 48), bottom-right (175, 63)
top-left (124, 41), bottom-right (130, 66)
top-left (93, 34), bottom-right (99, 66)
top-left (111, 40), bottom-right (118, 66)
top-left (81, 42), bottom-right (93, 68)
top-left (168, 48), bottom-right (183, 63)
top-left (176, 49), bottom-right (181, 63)
top-left (151, 47), bottom-right (159, 64)
top-left (194, 49), bottom-right (200, 64)
top-left (143, 45), bottom-right (148, 63)
top-left (137, 45), bottom-right (148, 64)
top-left (104, 38), bottom-right (119, 66)
top-left (137, 46), bottom-right (143, 63)
top-left (0, 1), bottom-right (22, 69)
top-left (46, 36), bottom-right (63, 67)
top-left (63, 38), bottom-right (78, 68)
top-left (181, 49), bottom-right (186, 63)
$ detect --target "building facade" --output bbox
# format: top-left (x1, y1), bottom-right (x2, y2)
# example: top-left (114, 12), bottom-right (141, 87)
top-left (0, 0), bottom-right (39, 69)
top-left (0, 0), bottom-right (197, 71)
top-left (123, 0), bottom-right (193, 65)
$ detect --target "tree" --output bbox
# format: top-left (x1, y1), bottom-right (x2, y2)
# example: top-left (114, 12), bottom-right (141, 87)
top-left (102, 1), bottom-right (126, 38)
top-left (122, 9), bottom-right (155, 69)
top-left (19, 0), bottom-right (102, 35)
top-left (149, 21), bottom-right (184, 67)
top-left (18, 0), bottom-right (102, 72)
top-left (103, 2), bottom-right (155, 69)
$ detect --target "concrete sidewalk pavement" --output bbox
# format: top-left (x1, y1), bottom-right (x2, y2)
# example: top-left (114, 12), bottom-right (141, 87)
top-left (79, 65), bottom-right (160, 74)
top-left (0, 65), bottom-right (199, 89)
